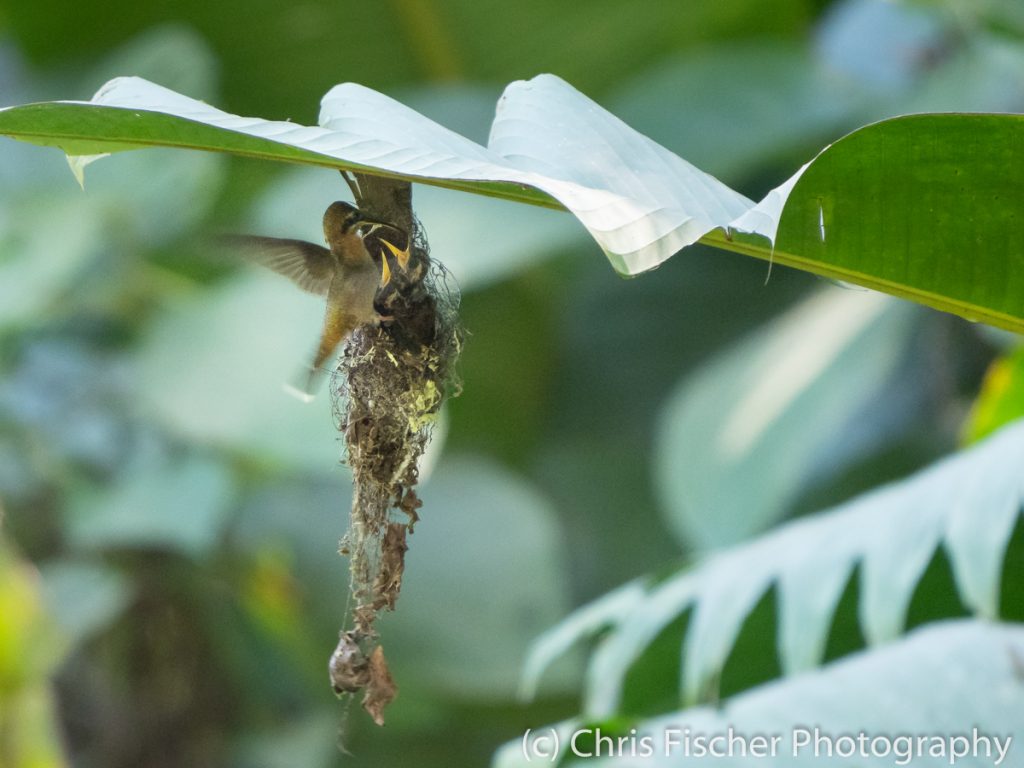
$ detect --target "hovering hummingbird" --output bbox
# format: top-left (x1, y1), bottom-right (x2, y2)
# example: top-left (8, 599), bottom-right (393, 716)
top-left (225, 201), bottom-right (410, 400)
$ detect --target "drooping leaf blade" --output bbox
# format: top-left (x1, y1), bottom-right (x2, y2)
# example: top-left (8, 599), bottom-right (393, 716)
top-left (523, 418), bottom-right (1024, 716)
top-left (498, 620), bottom-right (1024, 767)
top-left (1, 76), bottom-right (1023, 331)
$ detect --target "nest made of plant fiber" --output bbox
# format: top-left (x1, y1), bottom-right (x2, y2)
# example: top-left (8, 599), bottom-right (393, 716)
top-left (331, 255), bottom-right (462, 512)
top-left (325, 221), bottom-right (462, 722)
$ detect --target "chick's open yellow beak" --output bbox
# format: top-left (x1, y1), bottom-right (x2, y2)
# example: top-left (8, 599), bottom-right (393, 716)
top-left (378, 237), bottom-right (411, 271)
top-left (356, 217), bottom-right (411, 288)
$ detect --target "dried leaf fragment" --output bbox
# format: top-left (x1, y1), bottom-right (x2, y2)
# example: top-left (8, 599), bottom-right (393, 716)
top-left (362, 645), bottom-right (398, 726)
top-left (372, 522), bottom-right (408, 611)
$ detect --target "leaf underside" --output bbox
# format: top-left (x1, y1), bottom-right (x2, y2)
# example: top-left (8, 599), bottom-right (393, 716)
top-left (522, 418), bottom-right (1024, 715)
top-left (497, 619), bottom-right (1024, 767)
top-left (0, 76), bottom-right (1021, 332)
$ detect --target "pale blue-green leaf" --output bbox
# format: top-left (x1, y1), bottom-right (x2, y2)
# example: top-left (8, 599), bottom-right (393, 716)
top-left (381, 456), bottom-right (572, 698)
top-left (775, 520), bottom-right (854, 675)
top-left (38, 560), bottom-right (133, 649)
top-left (585, 543), bottom-right (779, 714)
top-left (980, 326), bottom-right (1024, 351)
top-left (497, 620), bottom-right (1024, 767)
top-left (248, 166), bottom-right (582, 291)
top-left (858, 476), bottom-right (948, 645)
top-left (485, 76), bottom-right (758, 273)
top-left (583, 572), bottom-right (698, 718)
top-left (133, 272), bottom-right (344, 471)
top-left (943, 442), bottom-right (1024, 618)
top-left (524, 420), bottom-right (1024, 713)
top-left (66, 451), bottom-right (235, 556)
top-left (0, 340), bottom-right (133, 478)
top-left (492, 720), bottom-right (579, 768)
top-left (656, 287), bottom-right (918, 550)
top-left (520, 578), bottom-right (646, 701)
top-left (678, 549), bottom-right (778, 707)
top-left (23, 74), bottom-right (777, 275)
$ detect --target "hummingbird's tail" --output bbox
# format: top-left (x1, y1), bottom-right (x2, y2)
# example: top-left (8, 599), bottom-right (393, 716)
top-left (282, 365), bottom-right (325, 403)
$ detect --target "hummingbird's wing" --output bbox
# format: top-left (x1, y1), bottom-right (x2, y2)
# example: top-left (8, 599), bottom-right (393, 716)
top-left (221, 235), bottom-right (335, 296)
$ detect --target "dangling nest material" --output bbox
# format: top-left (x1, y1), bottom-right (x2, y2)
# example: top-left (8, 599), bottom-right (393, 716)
top-left (326, 176), bottom-right (462, 725)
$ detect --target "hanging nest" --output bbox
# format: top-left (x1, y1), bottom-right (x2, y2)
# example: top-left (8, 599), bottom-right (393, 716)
top-left (326, 174), bottom-right (462, 725)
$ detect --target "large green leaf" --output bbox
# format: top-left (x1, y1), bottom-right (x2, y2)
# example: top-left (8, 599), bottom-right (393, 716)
top-left (522, 418), bottom-right (1024, 715)
top-left (2, 76), bottom-right (1022, 331)
top-left (498, 619), bottom-right (1024, 767)
top-left (770, 113), bottom-right (1024, 333)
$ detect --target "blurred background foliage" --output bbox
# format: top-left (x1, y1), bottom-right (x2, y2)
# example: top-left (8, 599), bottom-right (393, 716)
top-left (1, 0), bottom-right (1023, 766)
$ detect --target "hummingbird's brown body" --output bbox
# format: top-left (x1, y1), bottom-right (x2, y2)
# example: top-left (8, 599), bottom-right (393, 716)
top-left (225, 201), bottom-right (409, 399)
top-left (312, 208), bottom-right (386, 375)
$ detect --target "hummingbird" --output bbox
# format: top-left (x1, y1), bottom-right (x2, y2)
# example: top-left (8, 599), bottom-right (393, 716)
top-left (224, 201), bottom-right (410, 400)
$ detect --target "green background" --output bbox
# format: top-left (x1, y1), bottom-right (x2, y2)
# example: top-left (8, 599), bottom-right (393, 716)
top-left (1, 0), bottom-right (1023, 766)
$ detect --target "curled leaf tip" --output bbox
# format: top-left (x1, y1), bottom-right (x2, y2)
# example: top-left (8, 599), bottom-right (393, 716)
top-left (65, 153), bottom-right (110, 190)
